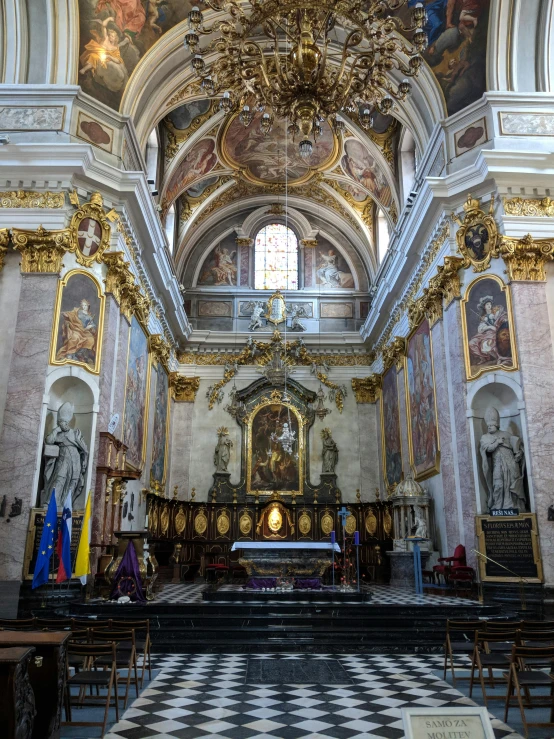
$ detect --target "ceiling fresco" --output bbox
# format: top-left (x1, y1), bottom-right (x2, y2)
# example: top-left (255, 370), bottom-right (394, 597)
top-left (219, 112), bottom-right (338, 185)
top-left (341, 139), bottom-right (393, 208)
top-left (162, 138), bottom-right (218, 211)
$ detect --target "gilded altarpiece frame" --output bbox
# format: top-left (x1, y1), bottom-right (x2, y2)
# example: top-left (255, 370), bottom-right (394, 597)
top-left (380, 366), bottom-right (403, 493)
top-left (50, 269), bottom-right (105, 374)
top-left (404, 318), bottom-right (441, 481)
top-left (461, 274), bottom-right (518, 381)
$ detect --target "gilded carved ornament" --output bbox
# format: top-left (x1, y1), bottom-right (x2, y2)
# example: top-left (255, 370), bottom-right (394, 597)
top-left (351, 375), bottom-right (381, 403)
top-left (499, 233), bottom-right (554, 282)
top-left (0, 228), bottom-right (9, 272)
top-left (503, 196), bottom-right (554, 218)
top-left (382, 337), bottom-right (406, 371)
top-left (454, 193), bottom-right (499, 273)
top-left (12, 225), bottom-right (71, 274)
top-left (170, 373), bottom-right (200, 402)
top-left (0, 190), bottom-right (65, 208)
top-left (300, 238), bottom-right (318, 249)
top-left (434, 256), bottom-right (465, 306)
top-left (236, 237), bottom-right (253, 247)
top-left (148, 334), bottom-right (171, 371)
top-left (103, 251), bottom-right (150, 326)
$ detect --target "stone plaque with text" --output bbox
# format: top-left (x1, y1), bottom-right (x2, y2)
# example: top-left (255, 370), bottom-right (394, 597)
top-left (402, 707), bottom-right (495, 739)
top-left (476, 513), bottom-right (542, 583)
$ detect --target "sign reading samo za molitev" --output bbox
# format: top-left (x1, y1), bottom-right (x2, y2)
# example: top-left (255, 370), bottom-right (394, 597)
top-left (475, 512), bottom-right (543, 583)
top-left (402, 707), bottom-right (495, 739)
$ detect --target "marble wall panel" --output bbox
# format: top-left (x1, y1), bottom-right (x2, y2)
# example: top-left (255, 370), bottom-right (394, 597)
top-left (169, 401), bottom-right (194, 499)
top-left (511, 281), bottom-right (554, 587)
top-left (357, 403), bottom-right (380, 500)
top-left (397, 367), bottom-right (411, 479)
top-left (0, 274), bottom-right (58, 587)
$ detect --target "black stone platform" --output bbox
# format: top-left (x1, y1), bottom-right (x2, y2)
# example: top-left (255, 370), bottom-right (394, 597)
top-left (202, 588), bottom-right (369, 602)
top-left (69, 586), bottom-right (501, 654)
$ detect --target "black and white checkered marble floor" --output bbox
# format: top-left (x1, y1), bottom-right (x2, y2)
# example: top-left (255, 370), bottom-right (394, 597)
top-left (105, 653), bottom-right (521, 739)
top-left (154, 584), bottom-right (479, 607)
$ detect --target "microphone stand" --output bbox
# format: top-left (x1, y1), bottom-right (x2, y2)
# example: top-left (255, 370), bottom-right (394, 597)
top-left (472, 549), bottom-right (529, 611)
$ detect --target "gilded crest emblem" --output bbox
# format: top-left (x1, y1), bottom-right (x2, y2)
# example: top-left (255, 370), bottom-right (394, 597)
top-left (175, 506), bottom-right (187, 536)
top-left (321, 512), bottom-right (334, 535)
top-left (69, 191), bottom-right (112, 268)
top-left (160, 504), bottom-right (170, 535)
top-left (265, 290), bottom-right (287, 325)
top-left (365, 511), bottom-right (377, 536)
top-left (383, 508), bottom-right (392, 537)
top-left (194, 510), bottom-right (208, 535)
top-left (345, 514), bottom-right (357, 535)
top-left (217, 511), bottom-right (231, 536)
top-left (298, 512), bottom-right (311, 535)
top-left (267, 504), bottom-right (283, 532)
top-left (149, 503), bottom-right (158, 534)
top-left (239, 513), bottom-right (252, 536)
top-left (455, 194), bottom-right (499, 273)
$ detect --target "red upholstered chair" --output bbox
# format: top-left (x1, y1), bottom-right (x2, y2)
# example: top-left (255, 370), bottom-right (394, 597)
top-left (448, 565), bottom-right (475, 597)
top-left (433, 544), bottom-right (466, 584)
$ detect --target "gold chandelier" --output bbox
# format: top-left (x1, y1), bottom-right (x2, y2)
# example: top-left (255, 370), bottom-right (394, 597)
top-left (185, 0), bottom-right (427, 158)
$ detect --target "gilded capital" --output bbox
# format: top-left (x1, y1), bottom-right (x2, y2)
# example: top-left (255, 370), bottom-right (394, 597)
top-left (12, 225), bottom-right (71, 274)
top-left (170, 373), bottom-right (200, 402)
top-left (0, 190), bottom-right (65, 209)
top-left (500, 233), bottom-right (554, 281)
top-left (235, 237), bottom-right (253, 247)
top-left (149, 334), bottom-right (171, 371)
top-left (300, 238), bottom-right (318, 248)
top-left (103, 251), bottom-right (143, 321)
top-left (0, 228), bottom-right (9, 272)
top-left (503, 196), bottom-right (554, 218)
top-left (435, 256), bottom-right (464, 305)
top-left (352, 375), bottom-right (381, 403)
top-left (422, 279), bottom-right (444, 327)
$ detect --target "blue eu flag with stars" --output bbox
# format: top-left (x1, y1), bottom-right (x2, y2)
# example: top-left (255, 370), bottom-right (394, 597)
top-left (32, 490), bottom-right (58, 589)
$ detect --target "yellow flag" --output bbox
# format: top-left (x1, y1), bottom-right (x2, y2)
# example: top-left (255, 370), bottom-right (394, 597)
top-left (74, 492), bottom-right (92, 585)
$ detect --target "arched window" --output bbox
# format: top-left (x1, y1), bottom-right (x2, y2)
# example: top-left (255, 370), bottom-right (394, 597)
top-left (145, 129), bottom-right (160, 191)
top-left (165, 204), bottom-right (176, 254)
top-left (377, 208), bottom-right (390, 263)
top-left (254, 223), bottom-right (298, 290)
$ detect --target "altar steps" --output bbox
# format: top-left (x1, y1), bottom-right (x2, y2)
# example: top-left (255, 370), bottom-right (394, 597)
top-left (71, 599), bottom-right (501, 653)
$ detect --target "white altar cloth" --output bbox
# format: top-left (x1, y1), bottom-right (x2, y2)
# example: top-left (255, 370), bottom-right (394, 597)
top-left (231, 542), bottom-right (340, 552)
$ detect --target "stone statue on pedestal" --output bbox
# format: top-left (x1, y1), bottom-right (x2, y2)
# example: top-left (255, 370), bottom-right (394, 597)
top-left (413, 506), bottom-right (428, 538)
top-left (479, 406), bottom-right (527, 511)
top-left (214, 427), bottom-right (232, 473)
top-left (42, 402), bottom-right (88, 508)
top-left (321, 428), bottom-right (338, 473)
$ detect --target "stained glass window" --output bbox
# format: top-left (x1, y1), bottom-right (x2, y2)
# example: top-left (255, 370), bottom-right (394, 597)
top-left (254, 223), bottom-right (298, 290)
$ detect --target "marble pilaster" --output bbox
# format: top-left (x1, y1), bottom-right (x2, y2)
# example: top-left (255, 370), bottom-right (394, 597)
top-left (169, 400), bottom-right (195, 498)
top-left (396, 367), bottom-right (410, 478)
top-left (430, 317), bottom-right (460, 555)
top-left (0, 273), bottom-right (58, 601)
top-left (443, 299), bottom-right (477, 566)
top-left (357, 403), bottom-right (380, 499)
top-left (510, 280), bottom-right (554, 587)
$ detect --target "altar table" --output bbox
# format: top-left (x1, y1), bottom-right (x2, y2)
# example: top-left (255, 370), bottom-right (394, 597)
top-left (232, 541), bottom-right (340, 577)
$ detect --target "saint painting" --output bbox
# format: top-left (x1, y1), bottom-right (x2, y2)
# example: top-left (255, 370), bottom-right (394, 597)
top-left (462, 275), bottom-right (517, 380)
top-left (150, 362), bottom-right (169, 491)
top-left (123, 317), bottom-right (150, 470)
top-left (51, 271), bottom-right (104, 374)
top-left (405, 319), bottom-right (440, 480)
top-left (248, 403), bottom-right (302, 494)
top-left (315, 244), bottom-right (354, 288)
top-left (381, 366), bottom-right (403, 491)
top-left (198, 242), bottom-right (237, 286)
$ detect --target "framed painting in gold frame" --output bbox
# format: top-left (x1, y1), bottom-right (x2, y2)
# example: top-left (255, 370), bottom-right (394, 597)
top-left (461, 274), bottom-right (518, 381)
top-left (122, 315), bottom-right (151, 472)
top-left (404, 318), bottom-right (440, 481)
top-left (246, 399), bottom-right (305, 497)
top-left (380, 365), bottom-right (403, 493)
top-left (50, 269), bottom-right (105, 374)
top-left (149, 359), bottom-right (171, 494)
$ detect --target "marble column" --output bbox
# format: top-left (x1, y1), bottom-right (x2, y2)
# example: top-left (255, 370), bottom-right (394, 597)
top-left (396, 366), bottom-right (411, 478)
top-left (430, 317), bottom-right (460, 555)
top-left (510, 280), bottom-right (554, 587)
top-left (442, 299), bottom-right (477, 565)
top-left (0, 273), bottom-right (58, 613)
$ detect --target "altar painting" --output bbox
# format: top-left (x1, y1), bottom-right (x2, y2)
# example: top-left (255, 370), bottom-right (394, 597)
top-left (51, 270), bottom-right (104, 374)
top-left (150, 362), bottom-right (170, 490)
top-left (405, 319), bottom-right (440, 480)
top-left (123, 316), bottom-right (150, 470)
top-left (381, 367), bottom-right (403, 491)
top-left (247, 403), bottom-right (303, 495)
top-left (461, 275), bottom-right (517, 381)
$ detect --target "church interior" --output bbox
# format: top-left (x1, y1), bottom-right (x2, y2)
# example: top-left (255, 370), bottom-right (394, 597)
top-left (2, 0), bottom-right (554, 737)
